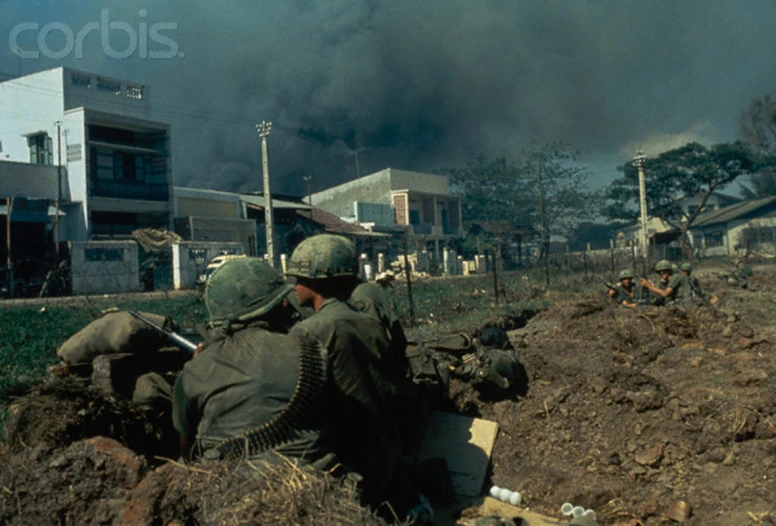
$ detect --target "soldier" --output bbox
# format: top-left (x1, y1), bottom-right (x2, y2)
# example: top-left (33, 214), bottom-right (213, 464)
top-left (285, 234), bottom-right (420, 516)
top-left (171, 257), bottom-right (333, 467)
top-left (641, 259), bottom-right (693, 306)
top-left (608, 269), bottom-right (640, 308)
top-left (680, 262), bottom-right (705, 300)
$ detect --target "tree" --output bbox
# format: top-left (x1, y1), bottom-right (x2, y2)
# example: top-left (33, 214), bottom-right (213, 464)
top-left (442, 143), bottom-right (601, 276)
top-left (740, 95), bottom-right (776, 196)
top-left (605, 141), bottom-right (759, 252)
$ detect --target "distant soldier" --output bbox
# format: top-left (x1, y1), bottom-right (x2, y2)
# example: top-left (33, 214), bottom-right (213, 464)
top-left (680, 262), bottom-right (705, 300)
top-left (718, 258), bottom-right (753, 289)
top-left (607, 269), bottom-right (640, 308)
top-left (641, 259), bottom-right (693, 306)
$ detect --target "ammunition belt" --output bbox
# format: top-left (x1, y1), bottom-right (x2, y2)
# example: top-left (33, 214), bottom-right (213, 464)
top-left (201, 333), bottom-right (327, 461)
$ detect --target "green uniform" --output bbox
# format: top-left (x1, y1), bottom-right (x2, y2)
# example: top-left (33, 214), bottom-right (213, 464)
top-left (349, 281), bottom-right (409, 376)
top-left (610, 283), bottom-right (637, 306)
top-left (664, 273), bottom-right (693, 306)
top-left (687, 275), bottom-right (704, 299)
top-left (289, 298), bottom-right (403, 495)
top-left (172, 322), bottom-right (331, 463)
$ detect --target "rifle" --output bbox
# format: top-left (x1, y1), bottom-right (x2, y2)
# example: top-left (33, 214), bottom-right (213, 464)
top-left (602, 280), bottom-right (618, 292)
top-left (129, 310), bottom-right (199, 354)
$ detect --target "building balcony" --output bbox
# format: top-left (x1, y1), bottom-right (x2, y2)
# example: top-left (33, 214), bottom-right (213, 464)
top-left (91, 180), bottom-right (169, 201)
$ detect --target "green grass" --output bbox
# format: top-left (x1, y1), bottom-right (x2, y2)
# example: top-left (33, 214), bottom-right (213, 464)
top-left (0, 293), bottom-right (208, 431)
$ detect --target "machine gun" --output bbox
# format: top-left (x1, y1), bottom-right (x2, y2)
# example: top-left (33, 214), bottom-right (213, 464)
top-left (129, 310), bottom-right (199, 354)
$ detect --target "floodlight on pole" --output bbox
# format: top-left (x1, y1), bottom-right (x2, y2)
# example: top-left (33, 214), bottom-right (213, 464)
top-left (634, 150), bottom-right (650, 270)
top-left (302, 175), bottom-right (313, 219)
top-left (256, 120), bottom-right (277, 269)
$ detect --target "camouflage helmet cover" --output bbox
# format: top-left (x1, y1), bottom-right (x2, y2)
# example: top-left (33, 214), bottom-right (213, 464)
top-left (618, 269), bottom-right (633, 280)
top-left (285, 234), bottom-right (358, 279)
top-left (680, 262), bottom-right (692, 271)
top-left (205, 257), bottom-right (293, 323)
top-left (655, 259), bottom-right (673, 272)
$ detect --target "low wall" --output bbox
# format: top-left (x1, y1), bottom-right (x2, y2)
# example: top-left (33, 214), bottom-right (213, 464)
top-left (70, 240), bottom-right (139, 295)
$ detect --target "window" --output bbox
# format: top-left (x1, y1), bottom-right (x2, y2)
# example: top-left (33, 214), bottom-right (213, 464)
top-left (28, 133), bottom-right (52, 165)
top-left (84, 248), bottom-right (124, 262)
top-left (126, 85), bottom-right (144, 100)
top-left (96, 78), bottom-right (122, 95)
top-left (70, 73), bottom-right (91, 89)
top-left (705, 231), bottom-right (724, 248)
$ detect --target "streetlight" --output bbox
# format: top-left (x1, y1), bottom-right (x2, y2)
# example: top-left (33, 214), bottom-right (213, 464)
top-left (302, 175), bottom-right (313, 220)
top-left (255, 120), bottom-right (276, 269)
top-left (634, 151), bottom-right (649, 272)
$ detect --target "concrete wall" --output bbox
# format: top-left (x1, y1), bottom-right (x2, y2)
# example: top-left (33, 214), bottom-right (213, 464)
top-left (70, 240), bottom-right (139, 294)
top-left (172, 241), bottom-right (244, 290)
top-left (310, 168), bottom-right (452, 221)
top-left (0, 161), bottom-right (60, 198)
top-left (311, 170), bottom-right (393, 218)
top-left (0, 69), bottom-right (64, 163)
top-left (63, 69), bottom-right (153, 120)
top-left (178, 197), bottom-right (239, 218)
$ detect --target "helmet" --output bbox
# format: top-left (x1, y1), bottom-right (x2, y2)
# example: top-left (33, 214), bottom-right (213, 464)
top-left (205, 257), bottom-right (293, 323)
top-left (285, 234), bottom-right (358, 279)
top-left (618, 269), bottom-right (633, 280)
top-left (680, 262), bottom-right (692, 271)
top-left (655, 259), bottom-right (673, 272)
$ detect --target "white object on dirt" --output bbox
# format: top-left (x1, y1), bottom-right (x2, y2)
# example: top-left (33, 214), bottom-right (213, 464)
top-left (561, 503), bottom-right (574, 515)
top-left (489, 486), bottom-right (502, 498)
top-left (508, 491), bottom-right (522, 506)
top-left (583, 509), bottom-right (597, 520)
top-left (572, 506), bottom-right (585, 518)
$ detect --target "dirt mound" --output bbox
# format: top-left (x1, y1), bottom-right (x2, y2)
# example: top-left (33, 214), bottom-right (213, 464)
top-left (480, 289), bottom-right (776, 525)
top-left (0, 378), bottom-right (389, 525)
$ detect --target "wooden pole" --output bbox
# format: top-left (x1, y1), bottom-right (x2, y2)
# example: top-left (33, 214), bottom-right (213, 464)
top-left (6, 197), bottom-right (12, 298)
top-left (402, 235), bottom-right (415, 326)
top-left (492, 247), bottom-right (500, 304)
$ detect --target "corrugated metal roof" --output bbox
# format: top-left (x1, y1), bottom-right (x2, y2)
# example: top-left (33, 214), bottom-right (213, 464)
top-left (299, 208), bottom-right (390, 237)
top-left (692, 196), bottom-right (776, 227)
top-left (240, 194), bottom-right (312, 210)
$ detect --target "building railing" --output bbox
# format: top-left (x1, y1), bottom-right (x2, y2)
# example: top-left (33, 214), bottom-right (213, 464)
top-left (91, 180), bottom-right (169, 201)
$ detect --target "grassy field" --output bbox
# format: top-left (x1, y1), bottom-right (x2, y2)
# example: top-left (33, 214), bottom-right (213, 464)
top-left (0, 293), bottom-right (208, 429)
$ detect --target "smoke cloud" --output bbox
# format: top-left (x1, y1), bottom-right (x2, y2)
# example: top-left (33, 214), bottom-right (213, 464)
top-left (3, 0), bottom-right (776, 193)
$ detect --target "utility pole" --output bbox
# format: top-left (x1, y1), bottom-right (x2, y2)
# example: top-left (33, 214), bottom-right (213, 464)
top-left (256, 121), bottom-right (277, 269)
top-left (303, 175), bottom-right (313, 220)
top-left (54, 120), bottom-right (62, 264)
top-left (6, 197), bottom-right (12, 298)
top-left (347, 148), bottom-right (365, 179)
top-left (536, 156), bottom-right (550, 287)
top-left (634, 151), bottom-right (650, 273)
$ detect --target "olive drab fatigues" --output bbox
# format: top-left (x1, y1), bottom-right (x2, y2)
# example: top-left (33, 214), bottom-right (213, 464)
top-left (349, 281), bottom-right (409, 375)
top-left (687, 275), bottom-right (704, 299)
top-left (664, 273), bottom-right (693, 306)
top-left (172, 323), bottom-right (331, 464)
top-left (611, 283), bottom-right (636, 306)
top-left (289, 298), bottom-right (404, 498)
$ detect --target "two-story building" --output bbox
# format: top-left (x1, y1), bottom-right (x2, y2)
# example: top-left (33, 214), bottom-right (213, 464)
top-left (0, 67), bottom-right (173, 242)
top-left (309, 168), bottom-right (463, 258)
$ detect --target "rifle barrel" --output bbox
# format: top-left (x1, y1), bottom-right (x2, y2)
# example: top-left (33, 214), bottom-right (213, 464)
top-left (129, 310), bottom-right (198, 354)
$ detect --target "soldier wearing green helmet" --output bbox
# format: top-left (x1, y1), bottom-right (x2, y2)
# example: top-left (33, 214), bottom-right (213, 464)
top-left (640, 259), bottom-right (693, 306)
top-left (286, 234), bottom-right (419, 517)
top-left (680, 262), bottom-right (705, 300)
top-left (608, 268), bottom-right (641, 307)
top-left (172, 257), bottom-right (333, 467)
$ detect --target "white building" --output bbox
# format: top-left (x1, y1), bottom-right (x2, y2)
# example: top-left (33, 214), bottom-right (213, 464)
top-left (0, 67), bottom-right (173, 242)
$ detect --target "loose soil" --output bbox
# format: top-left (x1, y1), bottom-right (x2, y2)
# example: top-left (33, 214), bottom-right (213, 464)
top-left (1, 269), bottom-right (775, 525)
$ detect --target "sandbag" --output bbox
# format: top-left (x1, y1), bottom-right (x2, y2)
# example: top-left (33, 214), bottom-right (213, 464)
top-left (57, 311), bottom-right (171, 364)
